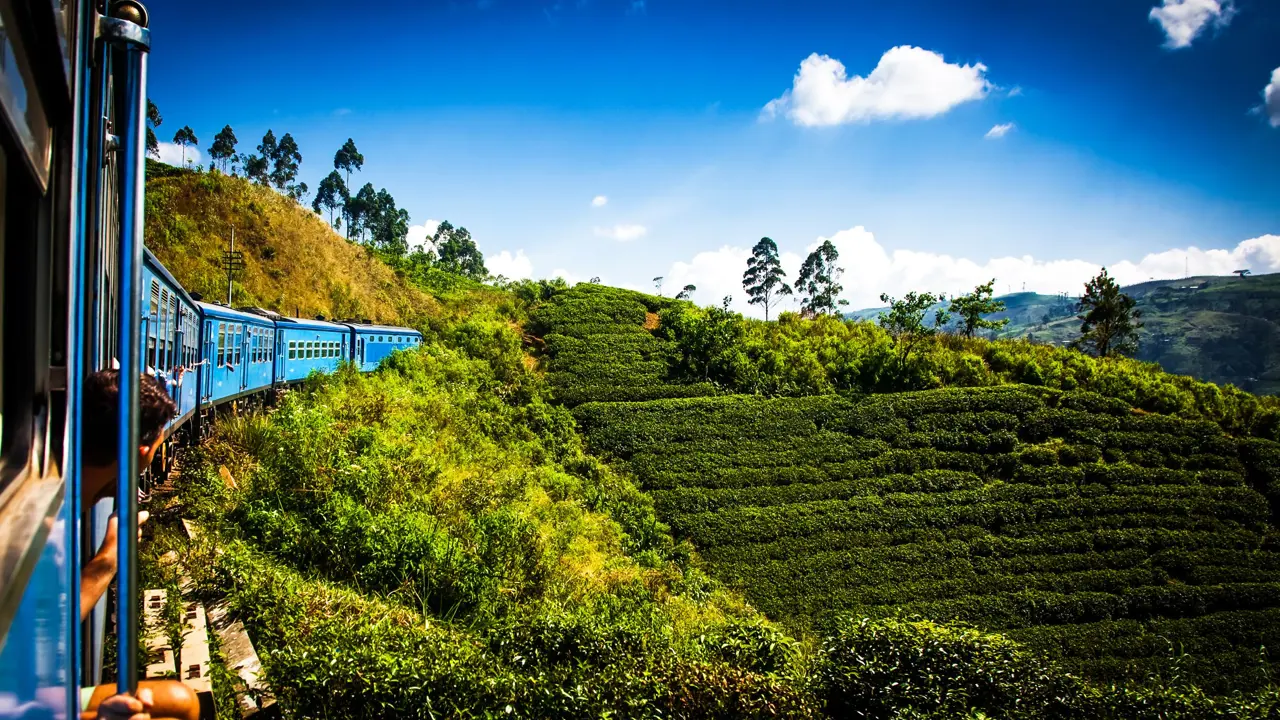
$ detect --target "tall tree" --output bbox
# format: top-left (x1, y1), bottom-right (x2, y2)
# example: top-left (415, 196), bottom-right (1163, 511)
top-left (334, 139), bottom-right (364, 238)
top-left (257, 130), bottom-right (278, 167)
top-left (949, 279), bottom-right (1009, 338)
top-left (146, 100), bottom-right (162, 158)
top-left (334, 138), bottom-right (364, 187)
top-left (346, 182), bottom-right (378, 242)
top-left (435, 221), bottom-right (487, 278)
top-left (207, 125), bottom-right (238, 172)
top-left (312, 171), bottom-right (349, 228)
top-left (742, 237), bottom-right (792, 321)
top-left (242, 153), bottom-right (270, 185)
top-left (271, 132), bottom-right (303, 193)
top-left (366, 189), bottom-right (410, 256)
top-left (878, 292), bottom-right (950, 338)
top-left (675, 284), bottom-right (696, 300)
top-left (795, 240), bottom-right (848, 316)
top-left (878, 290), bottom-right (950, 365)
top-left (653, 277), bottom-right (664, 295)
top-left (171, 126), bottom-right (198, 167)
top-left (1072, 267), bottom-right (1142, 358)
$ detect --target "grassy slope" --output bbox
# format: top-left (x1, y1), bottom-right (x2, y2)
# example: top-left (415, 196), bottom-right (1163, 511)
top-left (847, 274), bottom-right (1280, 395)
top-left (144, 162), bottom-right (439, 325)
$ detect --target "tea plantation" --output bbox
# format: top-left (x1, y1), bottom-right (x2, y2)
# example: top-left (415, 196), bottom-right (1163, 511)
top-left (529, 283), bottom-right (718, 405)
top-left (573, 385), bottom-right (1280, 692)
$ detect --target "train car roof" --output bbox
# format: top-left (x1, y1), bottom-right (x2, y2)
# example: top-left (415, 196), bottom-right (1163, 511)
top-left (143, 248), bottom-right (198, 308)
top-left (197, 301), bottom-right (277, 324)
top-left (345, 323), bottom-right (422, 335)
top-left (273, 316), bottom-right (349, 332)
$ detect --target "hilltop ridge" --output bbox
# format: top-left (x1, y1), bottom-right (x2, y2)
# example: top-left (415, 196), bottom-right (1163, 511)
top-left (848, 273), bottom-right (1280, 395)
top-left (144, 161), bottom-right (439, 325)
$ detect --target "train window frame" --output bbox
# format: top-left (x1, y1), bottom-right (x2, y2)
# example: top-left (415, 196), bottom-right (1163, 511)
top-left (217, 323), bottom-right (225, 366)
top-left (288, 340), bottom-right (295, 360)
top-left (0, 0), bottom-right (52, 190)
top-left (234, 326), bottom-right (242, 365)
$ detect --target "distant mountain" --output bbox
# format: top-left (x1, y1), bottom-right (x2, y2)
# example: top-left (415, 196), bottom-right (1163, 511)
top-left (846, 273), bottom-right (1280, 395)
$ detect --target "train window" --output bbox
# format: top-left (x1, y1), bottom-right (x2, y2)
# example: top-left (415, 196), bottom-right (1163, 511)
top-left (217, 323), bottom-right (225, 366)
top-left (0, 0), bottom-right (52, 188)
top-left (288, 340), bottom-right (295, 359)
top-left (234, 326), bottom-right (242, 365)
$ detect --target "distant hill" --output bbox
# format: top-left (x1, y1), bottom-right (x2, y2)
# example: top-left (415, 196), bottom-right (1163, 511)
top-left (847, 273), bottom-right (1280, 395)
top-left (143, 161), bottom-right (440, 325)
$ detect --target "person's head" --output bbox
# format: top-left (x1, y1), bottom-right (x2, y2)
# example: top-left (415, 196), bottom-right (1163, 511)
top-left (82, 370), bottom-right (177, 502)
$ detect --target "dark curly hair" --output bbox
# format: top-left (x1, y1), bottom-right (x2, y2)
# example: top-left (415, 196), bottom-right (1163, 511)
top-left (83, 370), bottom-right (178, 467)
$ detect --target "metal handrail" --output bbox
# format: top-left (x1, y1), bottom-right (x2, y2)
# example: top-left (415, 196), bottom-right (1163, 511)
top-left (99, 1), bottom-right (150, 694)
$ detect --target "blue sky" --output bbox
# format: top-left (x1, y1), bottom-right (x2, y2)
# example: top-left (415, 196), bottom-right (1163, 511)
top-left (147, 0), bottom-right (1280, 312)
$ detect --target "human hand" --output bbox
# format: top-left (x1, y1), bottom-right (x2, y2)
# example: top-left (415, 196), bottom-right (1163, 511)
top-left (96, 687), bottom-right (153, 720)
top-left (95, 511), bottom-right (151, 566)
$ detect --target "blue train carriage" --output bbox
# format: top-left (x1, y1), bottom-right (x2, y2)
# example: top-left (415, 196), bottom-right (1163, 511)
top-left (276, 317), bottom-right (351, 382)
top-left (142, 250), bottom-right (201, 433)
top-left (346, 323), bottom-right (424, 372)
top-left (197, 302), bottom-right (277, 404)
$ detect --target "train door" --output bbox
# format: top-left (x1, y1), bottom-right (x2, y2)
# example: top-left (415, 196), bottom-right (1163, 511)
top-left (276, 330), bottom-right (285, 381)
top-left (240, 325), bottom-right (249, 392)
top-left (203, 320), bottom-right (215, 402)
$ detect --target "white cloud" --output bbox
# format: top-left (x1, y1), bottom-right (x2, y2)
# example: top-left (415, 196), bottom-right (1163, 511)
top-left (407, 219), bottom-right (441, 252)
top-left (592, 195), bottom-right (609, 207)
top-left (155, 141), bottom-right (202, 167)
top-left (762, 46), bottom-right (991, 127)
top-left (661, 226), bottom-right (1280, 317)
top-left (985, 122), bottom-right (1015, 139)
top-left (1149, 0), bottom-right (1235, 49)
top-left (1264, 67), bottom-right (1280, 128)
top-left (593, 224), bottom-right (648, 242)
top-left (487, 250), bottom-right (534, 280)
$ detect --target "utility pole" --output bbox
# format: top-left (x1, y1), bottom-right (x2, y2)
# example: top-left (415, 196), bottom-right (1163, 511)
top-left (222, 226), bottom-right (244, 306)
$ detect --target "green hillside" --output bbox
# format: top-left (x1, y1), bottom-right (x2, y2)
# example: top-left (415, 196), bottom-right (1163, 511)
top-left (144, 162), bottom-right (447, 325)
top-left (531, 283), bottom-right (1280, 695)
top-left (144, 175), bottom-right (1280, 716)
top-left (848, 274), bottom-right (1280, 395)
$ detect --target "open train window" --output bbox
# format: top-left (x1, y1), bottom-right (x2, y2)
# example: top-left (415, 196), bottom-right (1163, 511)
top-left (288, 340), bottom-right (295, 360)
top-left (217, 323), bottom-right (225, 366)
top-left (234, 326), bottom-right (242, 365)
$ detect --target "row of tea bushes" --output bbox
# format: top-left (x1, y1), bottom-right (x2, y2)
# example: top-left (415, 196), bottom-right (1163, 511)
top-left (574, 384), bottom-right (1280, 691)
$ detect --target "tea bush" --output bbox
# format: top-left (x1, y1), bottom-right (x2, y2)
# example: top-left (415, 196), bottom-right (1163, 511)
top-left (575, 384), bottom-right (1280, 692)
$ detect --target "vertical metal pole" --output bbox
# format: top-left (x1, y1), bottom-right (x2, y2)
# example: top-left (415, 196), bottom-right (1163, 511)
top-left (68, 0), bottom-right (100, 700)
top-left (102, 6), bottom-right (151, 693)
top-left (227, 227), bottom-right (234, 306)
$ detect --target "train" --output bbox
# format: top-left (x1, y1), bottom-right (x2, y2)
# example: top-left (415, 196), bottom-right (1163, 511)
top-left (0, 2), bottom-right (417, 718)
top-left (143, 248), bottom-right (421, 442)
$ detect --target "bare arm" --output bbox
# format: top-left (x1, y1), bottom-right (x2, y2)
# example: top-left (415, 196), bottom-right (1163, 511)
top-left (80, 528), bottom-right (117, 622)
top-left (80, 511), bottom-right (148, 622)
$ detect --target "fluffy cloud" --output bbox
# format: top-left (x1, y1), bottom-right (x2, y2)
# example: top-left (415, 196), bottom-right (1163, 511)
top-left (1149, 0), bottom-right (1235, 49)
top-left (406, 219), bottom-right (441, 252)
top-left (487, 250), bottom-right (534, 280)
top-left (661, 226), bottom-right (1280, 317)
top-left (985, 122), bottom-right (1015, 139)
top-left (593, 224), bottom-right (648, 242)
top-left (762, 46), bottom-right (991, 127)
top-left (154, 142), bottom-right (201, 167)
top-left (592, 195), bottom-right (609, 207)
top-left (1264, 67), bottom-right (1280, 128)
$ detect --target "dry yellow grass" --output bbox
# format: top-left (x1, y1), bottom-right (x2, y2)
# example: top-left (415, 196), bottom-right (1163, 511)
top-left (145, 166), bottom-right (439, 325)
